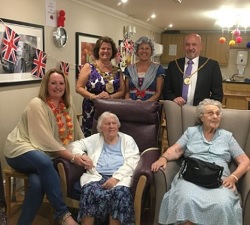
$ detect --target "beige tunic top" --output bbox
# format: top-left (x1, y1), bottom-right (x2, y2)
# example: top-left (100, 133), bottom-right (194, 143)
top-left (4, 97), bottom-right (84, 158)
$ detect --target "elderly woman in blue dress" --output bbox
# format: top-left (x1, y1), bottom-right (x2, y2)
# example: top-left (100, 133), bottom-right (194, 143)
top-left (69, 111), bottom-right (140, 225)
top-left (151, 98), bottom-right (250, 225)
top-left (124, 36), bottom-right (165, 101)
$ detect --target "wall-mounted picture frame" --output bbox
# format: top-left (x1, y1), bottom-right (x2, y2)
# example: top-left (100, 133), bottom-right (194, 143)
top-left (75, 32), bottom-right (100, 79)
top-left (0, 18), bottom-right (44, 86)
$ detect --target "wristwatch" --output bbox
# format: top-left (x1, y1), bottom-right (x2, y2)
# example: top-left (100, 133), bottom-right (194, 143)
top-left (53, 27), bottom-right (68, 48)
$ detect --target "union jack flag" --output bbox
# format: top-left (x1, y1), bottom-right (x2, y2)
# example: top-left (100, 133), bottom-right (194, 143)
top-left (1, 26), bottom-right (20, 64)
top-left (77, 65), bottom-right (84, 79)
top-left (123, 38), bottom-right (134, 54)
top-left (60, 61), bottom-right (70, 76)
top-left (116, 48), bottom-right (122, 64)
top-left (31, 49), bottom-right (47, 78)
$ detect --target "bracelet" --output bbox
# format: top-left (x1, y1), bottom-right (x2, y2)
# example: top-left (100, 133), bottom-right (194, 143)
top-left (160, 155), bottom-right (168, 162)
top-left (230, 174), bottom-right (239, 182)
top-left (89, 94), bottom-right (95, 100)
top-left (70, 154), bottom-right (76, 163)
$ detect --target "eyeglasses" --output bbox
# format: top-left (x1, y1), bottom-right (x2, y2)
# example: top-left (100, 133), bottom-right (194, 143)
top-left (203, 111), bottom-right (222, 117)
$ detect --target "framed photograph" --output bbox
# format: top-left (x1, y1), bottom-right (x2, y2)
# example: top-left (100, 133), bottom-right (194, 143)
top-left (75, 32), bottom-right (100, 79)
top-left (0, 18), bottom-right (44, 86)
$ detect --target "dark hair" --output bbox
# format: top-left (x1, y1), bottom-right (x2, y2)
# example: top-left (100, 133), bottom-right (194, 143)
top-left (93, 36), bottom-right (118, 60)
top-left (38, 68), bottom-right (71, 108)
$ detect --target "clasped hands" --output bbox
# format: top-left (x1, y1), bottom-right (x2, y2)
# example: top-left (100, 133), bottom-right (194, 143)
top-left (92, 91), bottom-right (110, 99)
top-left (73, 154), bottom-right (94, 169)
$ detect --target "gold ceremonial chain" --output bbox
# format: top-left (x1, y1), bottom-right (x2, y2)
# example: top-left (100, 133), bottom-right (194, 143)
top-left (175, 58), bottom-right (210, 85)
top-left (95, 63), bottom-right (120, 93)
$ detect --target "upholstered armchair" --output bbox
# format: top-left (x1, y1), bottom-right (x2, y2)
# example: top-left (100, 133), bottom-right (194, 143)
top-left (54, 99), bottom-right (161, 225)
top-left (153, 100), bottom-right (250, 225)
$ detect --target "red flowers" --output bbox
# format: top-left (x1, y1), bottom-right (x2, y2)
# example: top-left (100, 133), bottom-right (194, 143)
top-left (47, 98), bottom-right (73, 145)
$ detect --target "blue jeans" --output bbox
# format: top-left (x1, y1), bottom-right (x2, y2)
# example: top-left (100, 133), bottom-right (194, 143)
top-left (6, 151), bottom-right (69, 225)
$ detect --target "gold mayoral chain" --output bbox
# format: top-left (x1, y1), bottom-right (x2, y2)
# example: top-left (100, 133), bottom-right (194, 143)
top-left (175, 58), bottom-right (210, 85)
top-left (95, 63), bottom-right (120, 94)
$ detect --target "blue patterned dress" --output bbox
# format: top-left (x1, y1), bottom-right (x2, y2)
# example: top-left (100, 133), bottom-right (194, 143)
top-left (159, 126), bottom-right (244, 225)
top-left (124, 63), bottom-right (165, 100)
top-left (81, 63), bottom-right (121, 137)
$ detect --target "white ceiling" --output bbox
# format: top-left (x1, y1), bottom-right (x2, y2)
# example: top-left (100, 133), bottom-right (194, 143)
top-left (89, 0), bottom-right (250, 32)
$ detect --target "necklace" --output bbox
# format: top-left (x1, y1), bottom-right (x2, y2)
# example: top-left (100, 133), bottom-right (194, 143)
top-left (175, 58), bottom-right (210, 85)
top-left (97, 60), bottom-right (112, 67)
top-left (95, 62), bottom-right (120, 94)
top-left (47, 98), bottom-right (73, 145)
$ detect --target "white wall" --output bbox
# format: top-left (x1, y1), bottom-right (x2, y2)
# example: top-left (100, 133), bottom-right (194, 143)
top-left (220, 49), bottom-right (250, 81)
top-left (0, 0), bottom-right (162, 168)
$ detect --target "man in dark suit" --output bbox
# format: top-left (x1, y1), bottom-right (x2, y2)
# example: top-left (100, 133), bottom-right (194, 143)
top-left (163, 33), bottom-right (223, 106)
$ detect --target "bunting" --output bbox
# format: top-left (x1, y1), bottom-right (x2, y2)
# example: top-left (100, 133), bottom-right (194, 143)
top-left (76, 65), bottom-right (84, 79)
top-left (60, 61), bottom-right (70, 76)
top-left (1, 26), bottom-right (20, 64)
top-left (31, 49), bottom-right (47, 78)
top-left (0, 20), bottom-right (132, 79)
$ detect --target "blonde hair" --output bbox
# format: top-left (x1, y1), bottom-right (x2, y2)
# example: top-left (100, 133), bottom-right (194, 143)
top-left (38, 68), bottom-right (71, 108)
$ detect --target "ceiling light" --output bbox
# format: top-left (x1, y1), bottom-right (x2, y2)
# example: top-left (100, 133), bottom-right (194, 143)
top-left (118, 0), bottom-right (128, 6)
top-left (172, 0), bottom-right (182, 3)
top-left (151, 13), bottom-right (156, 19)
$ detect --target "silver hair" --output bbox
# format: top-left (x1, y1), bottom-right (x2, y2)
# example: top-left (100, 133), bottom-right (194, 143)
top-left (196, 98), bottom-right (222, 125)
top-left (96, 111), bottom-right (121, 133)
top-left (134, 36), bottom-right (154, 55)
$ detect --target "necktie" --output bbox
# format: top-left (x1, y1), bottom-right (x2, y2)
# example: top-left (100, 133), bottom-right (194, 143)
top-left (182, 59), bottom-right (193, 102)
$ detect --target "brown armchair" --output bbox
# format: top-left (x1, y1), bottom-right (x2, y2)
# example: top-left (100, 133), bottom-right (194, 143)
top-left (153, 100), bottom-right (250, 225)
top-left (54, 99), bottom-right (161, 225)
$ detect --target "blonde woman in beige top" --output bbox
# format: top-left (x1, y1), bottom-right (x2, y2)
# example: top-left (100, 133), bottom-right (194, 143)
top-left (4, 69), bottom-right (93, 225)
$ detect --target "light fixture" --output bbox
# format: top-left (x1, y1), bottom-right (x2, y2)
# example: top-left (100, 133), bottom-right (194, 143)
top-left (151, 13), bottom-right (156, 19)
top-left (117, 0), bottom-right (128, 6)
top-left (124, 25), bottom-right (136, 39)
top-left (172, 0), bottom-right (182, 3)
top-left (207, 6), bottom-right (250, 46)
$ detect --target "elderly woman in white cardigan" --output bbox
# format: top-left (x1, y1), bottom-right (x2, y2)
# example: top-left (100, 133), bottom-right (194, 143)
top-left (69, 111), bottom-right (140, 225)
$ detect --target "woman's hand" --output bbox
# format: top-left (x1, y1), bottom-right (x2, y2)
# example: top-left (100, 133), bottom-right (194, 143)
top-left (222, 176), bottom-right (237, 192)
top-left (102, 177), bottom-right (119, 189)
top-left (151, 157), bottom-right (167, 172)
top-left (74, 154), bottom-right (94, 169)
top-left (96, 91), bottom-right (110, 99)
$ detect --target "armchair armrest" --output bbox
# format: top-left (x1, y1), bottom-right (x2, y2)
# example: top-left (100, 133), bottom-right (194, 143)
top-left (130, 147), bottom-right (160, 225)
top-left (238, 169), bottom-right (250, 224)
top-left (53, 157), bottom-right (85, 198)
top-left (152, 160), bottom-right (181, 225)
top-left (131, 147), bottom-right (160, 197)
